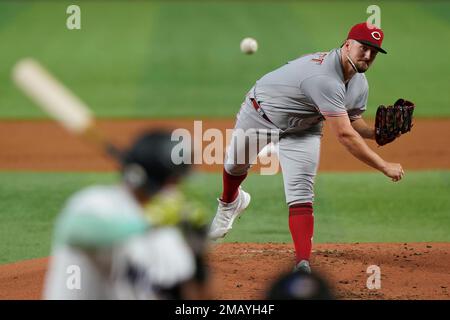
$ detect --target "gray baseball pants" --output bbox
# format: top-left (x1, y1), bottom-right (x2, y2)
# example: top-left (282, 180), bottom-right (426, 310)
top-left (224, 98), bottom-right (322, 205)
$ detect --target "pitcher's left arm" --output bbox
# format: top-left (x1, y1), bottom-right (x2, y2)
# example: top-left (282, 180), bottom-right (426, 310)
top-left (351, 117), bottom-right (375, 140)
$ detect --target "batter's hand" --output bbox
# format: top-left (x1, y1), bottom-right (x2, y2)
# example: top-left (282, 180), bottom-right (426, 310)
top-left (382, 162), bottom-right (404, 182)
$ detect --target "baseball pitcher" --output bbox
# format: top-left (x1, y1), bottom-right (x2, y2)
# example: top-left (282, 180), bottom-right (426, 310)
top-left (209, 22), bottom-right (415, 273)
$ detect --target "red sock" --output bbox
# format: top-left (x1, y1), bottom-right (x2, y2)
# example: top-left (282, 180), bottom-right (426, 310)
top-left (289, 203), bottom-right (314, 263)
top-left (221, 168), bottom-right (247, 203)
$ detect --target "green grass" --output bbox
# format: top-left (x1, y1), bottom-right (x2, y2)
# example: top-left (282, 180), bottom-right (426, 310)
top-left (0, 172), bottom-right (117, 264)
top-left (1, 170), bottom-right (449, 264)
top-left (0, 1), bottom-right (449, 118)
top-left (186, 171), bottom-right (450, 243)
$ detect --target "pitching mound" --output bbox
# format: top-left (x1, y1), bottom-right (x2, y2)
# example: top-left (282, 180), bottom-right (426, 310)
top-left (1, 242), bottom-right (449, 300)
top-left (208, 243), bottom-right (450, 300)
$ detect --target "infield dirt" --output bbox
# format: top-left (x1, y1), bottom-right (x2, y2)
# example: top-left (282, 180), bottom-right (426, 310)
top-left (1, 118), bottom-right (449, 172)
top-left (1, 118), bottom-right (449, 300)
top-left (0, 243), bottom-right (449, 300)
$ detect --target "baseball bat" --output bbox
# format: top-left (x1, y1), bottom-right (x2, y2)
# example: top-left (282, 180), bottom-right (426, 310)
top-left (12, 58), bottom-right (123, 161)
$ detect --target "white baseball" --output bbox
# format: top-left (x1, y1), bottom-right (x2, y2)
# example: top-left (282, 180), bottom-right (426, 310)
top-left (240, 37), bottom-right (258, 54)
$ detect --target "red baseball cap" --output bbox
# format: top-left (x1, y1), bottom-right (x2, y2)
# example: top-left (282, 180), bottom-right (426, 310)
top-left (347, 22), bottom-right (387, 54)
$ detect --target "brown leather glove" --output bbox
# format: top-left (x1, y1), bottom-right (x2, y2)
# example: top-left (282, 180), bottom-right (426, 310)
top-left (375, 98), bottom-right (415, 146)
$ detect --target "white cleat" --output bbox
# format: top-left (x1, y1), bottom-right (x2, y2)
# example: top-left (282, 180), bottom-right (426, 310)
top-left (208, 188), bottom-right (251, 240)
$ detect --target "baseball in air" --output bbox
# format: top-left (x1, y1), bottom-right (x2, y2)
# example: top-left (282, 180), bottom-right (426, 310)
top-left (240, 37), bottom-right (258, 54)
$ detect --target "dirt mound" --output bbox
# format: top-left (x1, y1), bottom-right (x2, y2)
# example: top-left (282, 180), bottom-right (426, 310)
top-left (1, 243), bottom-right (449, 300)
top-left (207, 242), bottom-right (450, 300)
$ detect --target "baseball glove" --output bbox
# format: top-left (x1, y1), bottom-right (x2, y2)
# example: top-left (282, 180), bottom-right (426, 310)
top-left (374, 98), bottom-right (415, 146)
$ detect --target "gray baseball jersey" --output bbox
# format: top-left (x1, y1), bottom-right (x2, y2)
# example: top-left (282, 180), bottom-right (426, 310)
top-left (225, 48), bottom-right (369, 205)
top-left (247, 48), bottom-right (368, 134)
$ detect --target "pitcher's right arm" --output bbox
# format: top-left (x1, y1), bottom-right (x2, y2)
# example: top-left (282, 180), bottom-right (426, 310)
top-left (325, 115), bottom-right (404, 182)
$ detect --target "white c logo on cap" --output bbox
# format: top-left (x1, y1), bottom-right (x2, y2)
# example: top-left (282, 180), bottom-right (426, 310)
top-left (371, 31), bottom-right (381, 40)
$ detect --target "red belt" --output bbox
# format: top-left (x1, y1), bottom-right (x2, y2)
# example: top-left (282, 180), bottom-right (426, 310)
top-left (250, 98), bottom-right (274, 125)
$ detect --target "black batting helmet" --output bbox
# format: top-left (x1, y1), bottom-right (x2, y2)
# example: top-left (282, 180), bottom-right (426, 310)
top-left (121, 130), bottom-right (192, 196)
